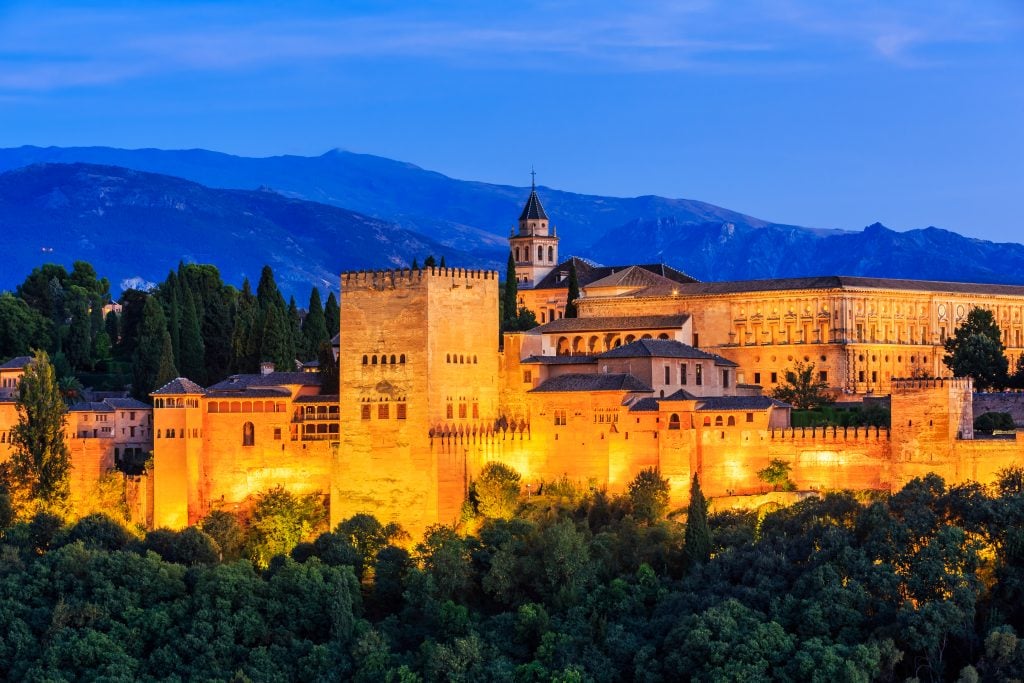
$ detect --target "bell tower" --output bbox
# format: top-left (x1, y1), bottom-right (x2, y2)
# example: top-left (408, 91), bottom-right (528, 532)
top-left (509, 170), bottom-right (558, 289)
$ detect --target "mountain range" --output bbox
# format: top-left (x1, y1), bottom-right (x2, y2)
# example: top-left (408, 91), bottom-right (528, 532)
top-left (1, 145), bottom-right (1023, 296)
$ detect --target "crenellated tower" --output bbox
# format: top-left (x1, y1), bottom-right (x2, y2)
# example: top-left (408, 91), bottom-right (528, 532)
top-left (509, 172), bottom-right (558, 288)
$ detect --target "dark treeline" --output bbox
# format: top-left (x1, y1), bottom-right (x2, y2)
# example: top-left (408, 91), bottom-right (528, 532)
top-left (0, 261), bottom-right (340, 399)
top-left (3, 471), bottom-right (1024, 681)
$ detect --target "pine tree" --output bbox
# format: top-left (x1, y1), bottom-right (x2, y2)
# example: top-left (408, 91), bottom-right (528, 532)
top-left (439, 255), bottom-right (446, 268)
top-left (324, 292), bottom-right (340, 341)
top-left (682, 474), bottom-right (711, 570)
top-left (7, 350), bottom-right (71, 516)
top-left (133, 296), bottom-right (179, 399)
top-left (202, 286), bottom-right (234, 383)
top-left (564, 260), bottom-right (580, 319)
top-left (503, 252), bottom-right (518, 324)
top-left (179, 287), bottom-right (206, 384)
top-left (301, 288), bottom-right (329, 361)
top-left (424, 256), bottom-right (437, 268)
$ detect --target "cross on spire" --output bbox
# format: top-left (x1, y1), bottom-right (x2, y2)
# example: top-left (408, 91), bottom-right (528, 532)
top-left (530, 166), bottom-right (536, 190)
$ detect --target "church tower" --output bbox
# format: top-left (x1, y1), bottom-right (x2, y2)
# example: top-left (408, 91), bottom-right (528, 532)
top-left (509, 172), bottom-right (558, 289)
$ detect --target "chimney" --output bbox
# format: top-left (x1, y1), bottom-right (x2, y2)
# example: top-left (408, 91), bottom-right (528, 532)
top-left (260, 362), bottom-right (275, 376)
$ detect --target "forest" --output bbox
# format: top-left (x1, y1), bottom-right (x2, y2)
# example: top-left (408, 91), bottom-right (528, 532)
top-left (1, 467), bottom-right (1024, 682)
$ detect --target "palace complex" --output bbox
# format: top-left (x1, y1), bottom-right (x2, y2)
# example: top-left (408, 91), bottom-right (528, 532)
top-left (2, 185), bottom-right (1024, 536)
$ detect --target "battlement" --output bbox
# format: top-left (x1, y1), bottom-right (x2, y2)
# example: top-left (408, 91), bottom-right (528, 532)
top-left (770, 426), bottom-right (890, 441)
top-left (341, 267), bottom-right (499, 290)
top-left (891, 377), bottom-right (973, 392)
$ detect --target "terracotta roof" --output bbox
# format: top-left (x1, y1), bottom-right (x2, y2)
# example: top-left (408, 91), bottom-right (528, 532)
top-left (597, 339), bottom-right (737, 366)
top-left (531, 257), bottom-right (698, 291)
top-left (0, 356), bottom-right (32, 370)
top-left (529, 373), bottom-right (653, 393)
top-left (294, 394), bottom-right (340, 403)
top-left (519, 189), bottom-right (548, 221)
top-left (207, 372), bottom-right (322, 391)
top-left (695, 396), bottom-right (790, 411)
top-left (530, 314), bottom-right (688, 335)
top-left (633, 275), bottom-right (1024, 299)
top-left (584, 266), bottom-right (682, 291)
top-left (151, 377), bottom-right (206, 395)
top-left (663, 389), bottom-right (699, 400)
top-left (520, 355), bottom-right (597, 365)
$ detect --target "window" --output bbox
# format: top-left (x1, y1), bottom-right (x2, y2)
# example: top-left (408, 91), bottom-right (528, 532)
top-left (378, 404), bottom-right (389, 419)
top-left (714, 415), bottom-right (723, 426)
top-left (459, 403), bottom-right (467, 419)
top-left (746, 412), bottom-right (754, 423)
top-left (273, 427), bottom-right (282, 440)
top-left (362, 355), bottom-right (368, 365)
top-left (538, 246), bottom-right (543, 261)
top-left (770, 371), bottom-right (778, 384)
top-left (668, 414), bottom-right (680, 430)
top-left (242, 422), bottom-right (254, 446)
top-left (695, 364), bottom-right (703, 386)
top-left (361, 404), bottom-right (371, 420)
top-left (554, 409), bottom-right (567, 426)
top-left (722, 369), bottom-right (730, 388)
top-left (702, 416), bottom-right (711, 426)
top-left (523, 370), bottom-right (532, 383)
top-left (819, 370), bottom-right (827, 382)
top-left (665, 366), bottom-right (671, 385)
top-left (397, 403), bottom-right (407, 420)
top-left (446, 403), bottom-right (454, 419)
top-left (693, 333), bottom-right (699, 348)
top-left (548, 246), bottom-right (554, 261)
top-left (859, 370), bottom-right (865, 382)
top-left (681, 363), bottom-right (687, 385)
top-left (515, 247), bottom-right (520, 261)
top-left (400, 354), bottom-right (406, 364)
top-left (753, 372), bottom-right (761, 385)
top-left (472, 403), bottom-right (479, 418)
top-left (727, 416), bottom-right (735, 426)
top-left (371, 356), bottom-right (377, 365)
top-left (130, 411), bottom-right (136, 420)
top-left (130, 426), bottom-right (136, 437)
top-left (390, 355), bottom-right (396, 364)
top-left (871, 370), bottom-right (878, 383)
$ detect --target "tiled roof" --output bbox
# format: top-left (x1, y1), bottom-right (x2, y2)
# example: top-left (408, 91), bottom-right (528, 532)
top-left (519, 189), bottom-right (548, 221)
top-left (68, 401), bottom-right (115, 413)
top-left (0, 356), bottom-right (32, 370)
top-left (662, 389), bottom-right (699, 400)
top-left (294, 394), bottom-right (340, 403)
top-left (629, 397), bottom-right (661, 412)
top-left (520, 355), bottom-right (597, 365)
top-left (207, 372), bottom-right (322, 391)
top-left (530, 314), bottom-right (688, 335)
top-left (597, 339), bottom-right (738, 366)
top-left (205, 388), bottom-right (291, 399)
top-left (151, 377), bottom-right (206, 395)
top-left (531, 257), bottom-right (698, 291)
top-left (102, 397), bottom-right (150, 410)
top-left (695, 396), bottom-right (790, 411)
top-left (584, 266), bottom-right (682, 291)
top-left (633, 275), bottom-right (1024, 299)
top-left (529, 373), bottom-right (653, 393)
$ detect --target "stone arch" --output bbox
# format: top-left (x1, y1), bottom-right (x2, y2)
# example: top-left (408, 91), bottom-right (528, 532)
top-left (702, 416), bottom-right (711, 426)
top-left (242, 421), bottom-right (255, 446)
top-left (668, 414), bottom-right (681, 430)
top-left (372, 355), bottom-right (378, 365)
top-left (657, 333), bottom-right (669, 340)
top-left (641, 333), bottom-right (653, 340)
top-left (625, 334), bottom-right (636, 344)
top-left (556, 336), bottom-right (571, 355)
top-left (400, 354), bottom-right (406, 364)
top-left (727, 415), bottom-right (736, 426)
top-left (572, 336), bottom-right (584, 354)
top-left (362, 355), bottom-right (368, 365)
top-left (588, 335), bottom-right (600, 353)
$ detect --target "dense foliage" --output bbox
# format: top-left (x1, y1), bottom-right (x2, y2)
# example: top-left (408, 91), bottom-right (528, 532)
top-left (771, 361), bottom-right (833, 410)
top-left (944, 308), bottom-right (1010, 391)
top-left (3, 470), bottom-right (1024, 680)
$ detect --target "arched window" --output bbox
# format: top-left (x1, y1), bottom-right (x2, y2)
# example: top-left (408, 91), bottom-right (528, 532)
top-left (515, 247), bottom-right (520, 261)
top-left (400, 354), bottom-right (406, 364)
top-left (658, 333), bottom-right (669, 340)
top-left (371, 355), bottom-right (378, 365)
top-left (473, 355), bottom-right (478, 364)
top-left (459, 354), bottom-right (464, 364)
top-left (727, 416), bottom-right (736, 426)
top-left (668, 414), bottom-right (681, 430)
top-left (714, 416), bottom-right (723, 426)
top-left (538, 246), bottom-right (543, 261)
top-left (390, 354), bottom-right (396, 364)
top-left (362, 355), bottom-right (368, 365)
top-left (381, 355), bottom-right (387, 365)
top-left (446, 354), bottom-right (450, 363)
top-left (242, 422), bottom-right (255, 446)
top-left (548, 246), bottom-right (554, 262)
top-left (702, 416), bottom-right (711, 426)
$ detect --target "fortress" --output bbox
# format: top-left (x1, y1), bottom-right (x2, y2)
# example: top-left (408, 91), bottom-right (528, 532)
top-left (2, 185), bottom-right (1024, 536)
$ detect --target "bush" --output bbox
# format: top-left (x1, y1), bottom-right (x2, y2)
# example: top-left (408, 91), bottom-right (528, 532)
top-left (475, 463), bottom-right (522, 520)
top-left (974, 412), bottom-right (1016, 432)
top-left (628, 468), bottom-right (670, 524)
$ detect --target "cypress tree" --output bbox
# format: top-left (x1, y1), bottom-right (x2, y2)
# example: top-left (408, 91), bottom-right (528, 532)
top-left (259, 303), bottom-right (292, 371)
top-left (317, 341), bottom-right (339, 394)
top-left (179, 287), bottom-right (206, 384)
top-left (503, 252), bottom-right (518, 324)
top-left (411, 258), bottom-right (419, 270)
top-left (133, 296), bottom-right (178, 399)
top-left (231, 280), bottom-right (259, 374)
top-left (287, 296), bottom-right (302, 360)
top-left (301, 288), bottom-right (329, 361)
top-left (324, 292), bottom-right (340, 341)
top-left (8, 349), bottom-right (71, 515)
top-left (65, 297), bottom-right (92, 370)
top-left (423, 256), bottom-right (437, 268)
top-left (682, 474), bottom-right (712, 570)
top-left (161, 271), bottom-right (181, 366)
top-left (564, 260), bottom-right (580, 319)
top-left (439, 255), bottom-right (446, 268)
top-left (104, 310), bottom-right (120, 344)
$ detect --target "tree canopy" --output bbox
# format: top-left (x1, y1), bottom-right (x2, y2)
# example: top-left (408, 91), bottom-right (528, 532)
top-left (944, 307), bottom-right (1009, 390)
top-left (771, 361), bottom-right (833, 409)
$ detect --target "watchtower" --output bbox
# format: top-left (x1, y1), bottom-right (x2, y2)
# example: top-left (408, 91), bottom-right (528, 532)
top-left (151, 377), bottom-right (206, 529)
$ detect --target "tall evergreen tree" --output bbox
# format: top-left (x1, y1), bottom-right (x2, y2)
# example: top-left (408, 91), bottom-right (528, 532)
top-left (202, 286), bottom-right (234, 382)
top-left (64, 297), bottom-right (92, 370)
top-left (682, 474), bottom-right (712, 570)
top-left (324, 292), bottom-right (340, 341)
top-left (503, 252), bottom-right (518, 324)
top-left (439, 255), bottom-right (446, 268)
top-left (6, 350), bottom-right (71, 516)
top-left (287, 296), bottom-right (302, 362)
top-left (133, 296), bottom-right (178, 399)
top-left (179, 287), bottom-right (206, 384)
top-left (231, 279), bottom-right (259, 374)
top-left (423, 256), bottom-right (437, 268)
top-left (564, 260), bottom-right (580, 319)
top-left (259, 303), bottom-right (292, 371)
top-left (160, 271), bottom-right (182, 367)
top-left (104, 310), bottom-right (120, 345)
top-left (117, 289), bottom-right (148, 361)
top-left (301, 288), bottom-right (329, 361)
top-left (317, 341), bottom-right (339, 394)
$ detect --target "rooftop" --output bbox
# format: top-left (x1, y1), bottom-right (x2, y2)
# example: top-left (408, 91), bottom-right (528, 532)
top-left (695, 396), bottom-right (791, 411)
top-left (520, 355), bottom-right (597, 365)
top-left (151, 377), bottom-right (206, 395)
top-left (597, 339), bottom-right (738, 366)
top-left (630, 275), bottom-right (1024, 299)
top-left (0, 356), bottom-right (32, 370)
top-left (519, 188), bottom-right (548, 221)
top-left (207, 372), bottom-right (322, 391)
top-left (529, 373), bottom-right (653, 393)
top-left (205, 388), bottom-right (291, 399)
top-left (531, 257), bottom-right (697, 291)
top-left (530, 314), bottom-right (689, 335)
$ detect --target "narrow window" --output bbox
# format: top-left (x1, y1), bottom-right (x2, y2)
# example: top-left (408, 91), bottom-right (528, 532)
top-left (722, 369), bottom-right (730, 388)
top-left (695, 364), bottom-right (703, 386)
top-left (400, 354), bottom-right (406, 364)
top-left (273, 427), bottom-right (282, 440)
top-left (746, 412), bottom-right (754, 423)
top-left (819, 370), bottom-right (827, 382)
top-left (447, 403), bottom-right (454, 419)
top-left (548, 246), bottom-right (554, 261)
top-left (362, 355), bottom-right (368, 365)
top-left (753, 372), bottom-right (761, 385)
top-left (472, 403), bottom-right (479, 418)
top-left (397, 403), bottom-right (407, 420)
top-left (390, 354), bottom-right (396, 364)
top-left (665, 366), bottom-right (671, 385)
top-left (242, 422), bottom-right (254, 446)
top-left (681, 363), bottom-right (687, 385)
top-left (459, 403), bottom-right (467, 419)
top-left (523, 370), bottom-right (532, 383)
top-left (668, 414), bottom-right (680, 430)
top-left (859, 370), bottom-right (865, 382)
top-left (361, 404), bottom-right (371, 420)
top-left (771, 371), bottom-right (778, 384)
top-left (378, 404), bottom-right (389, 419)
top-left (714, 416), bottom-right (723, 426)
top-left (538, 246), bottom-right (543, 261)
top-left (371, 356), bottom-right (377, 365)
top-left (727, 416), bottom-right (735, 426)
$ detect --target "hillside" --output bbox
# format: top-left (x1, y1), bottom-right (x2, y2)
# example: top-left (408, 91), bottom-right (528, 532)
top-left (0, 163), bottom-right (477, 295)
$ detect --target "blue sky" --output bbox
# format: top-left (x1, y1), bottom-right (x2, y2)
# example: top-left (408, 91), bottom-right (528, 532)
top-left (0, 0), bottom-right (1022, 241)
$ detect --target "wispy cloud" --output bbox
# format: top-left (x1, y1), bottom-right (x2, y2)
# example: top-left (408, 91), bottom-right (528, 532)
top-left (0, 0), bottom-right (1019, 91)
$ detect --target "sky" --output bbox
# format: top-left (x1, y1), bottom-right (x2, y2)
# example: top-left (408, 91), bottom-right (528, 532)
top-left (0, 0), bottom-right (1022, 241)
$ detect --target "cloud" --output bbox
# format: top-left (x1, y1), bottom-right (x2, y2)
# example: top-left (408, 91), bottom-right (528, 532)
top-left (0, 0), bottom-right (1019, 91)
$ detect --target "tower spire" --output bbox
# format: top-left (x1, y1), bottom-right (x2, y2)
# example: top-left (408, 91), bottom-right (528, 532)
top-left (530, 166), bottom-right (536, 190)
